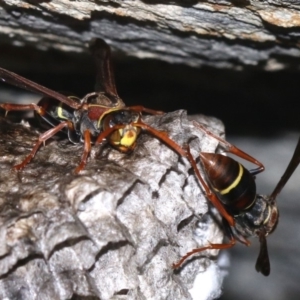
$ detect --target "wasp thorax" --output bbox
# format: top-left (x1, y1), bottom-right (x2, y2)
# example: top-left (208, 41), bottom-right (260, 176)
top-left (83, 92), bottom-right (123, 107)
top-left (234, 195), bottom-right (279, 238)
top-left (107, 110), bottom-right (140, 127)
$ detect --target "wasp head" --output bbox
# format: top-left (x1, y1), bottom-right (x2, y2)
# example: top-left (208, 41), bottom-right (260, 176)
top-left (102, 110), bottom-right (142, 152)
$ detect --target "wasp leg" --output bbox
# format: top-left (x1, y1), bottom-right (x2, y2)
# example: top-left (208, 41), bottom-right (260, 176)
top-left (13, 121), bottom-right (73, 171)
top-left (94, 125), bottom-right (124, 146)
top-left (74, 130), bottom-right (91, 174)
top-left (127, 105), bottom-right (164, 115)
top-left (172, 238), bottom-right (236, 269)
top-left (133, 121), bottom-right (235, 226)
top-left (222, 217), bottom-right (250, 246)
top-left (0, 103), bottom-right (44, 117)
top-left (192, 121), bottom-right (264, 176)
top-left (172, 215), bottom-right (251, 268)
top-left (94, 120), bottom-right (235, 226)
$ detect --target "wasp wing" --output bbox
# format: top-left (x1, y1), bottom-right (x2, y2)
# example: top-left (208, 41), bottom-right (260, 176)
top-left (255, 231), bottom-right (270, 276)
top-left (0, 67), bottom-right (81, 109)
top-left (89, 38), bottom-right (124, 106)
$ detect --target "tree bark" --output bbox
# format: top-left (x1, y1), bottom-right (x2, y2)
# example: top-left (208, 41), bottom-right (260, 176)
top-left (1, 0), bottom-right (300, 69)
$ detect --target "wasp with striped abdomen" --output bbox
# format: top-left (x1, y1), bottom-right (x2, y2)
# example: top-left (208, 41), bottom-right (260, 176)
top-left (174, 122), bottom-right (300, 276)
top-left (0, 39), bottom-right (195, 174)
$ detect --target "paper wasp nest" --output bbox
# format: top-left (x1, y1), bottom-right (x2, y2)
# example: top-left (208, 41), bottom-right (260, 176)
top-left (0, 110), bottom-right (225, 300)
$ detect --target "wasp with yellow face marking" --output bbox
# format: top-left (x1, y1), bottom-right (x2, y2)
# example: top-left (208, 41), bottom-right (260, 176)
top-left (0, 39), bottom-right (193, 174)
top-left (174, 122), bottom-right (300, 276)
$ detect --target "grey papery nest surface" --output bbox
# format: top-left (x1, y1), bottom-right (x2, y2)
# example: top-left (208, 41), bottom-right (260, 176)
top-left (0, 110), bottom-right (225, 300)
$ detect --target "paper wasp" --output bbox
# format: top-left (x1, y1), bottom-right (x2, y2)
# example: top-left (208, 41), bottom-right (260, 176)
top-left (174, 122), bottom-right (300, 276)
top-left (0, 38), bottom-right (195, 174)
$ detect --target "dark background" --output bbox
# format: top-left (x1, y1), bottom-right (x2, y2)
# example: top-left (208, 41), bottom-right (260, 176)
top-left (1, 44), bottom-right (300, 300)
top-left (1, 43), bottom-right (299, 135)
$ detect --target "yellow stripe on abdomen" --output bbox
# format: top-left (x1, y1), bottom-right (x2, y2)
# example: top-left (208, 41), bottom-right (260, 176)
top-left (219, 163), bottom-right (244, 195)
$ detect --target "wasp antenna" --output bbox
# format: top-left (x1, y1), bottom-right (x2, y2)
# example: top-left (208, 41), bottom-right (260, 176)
top-left (269, 137), bottom-right (300, 201)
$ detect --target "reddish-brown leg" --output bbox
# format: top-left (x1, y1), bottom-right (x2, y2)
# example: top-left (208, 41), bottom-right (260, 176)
top-left (0, 103), bottom-right (44, 116)
top-left (133, 121), bottom-right (235, 226)
top-left (193, 121), bottom-right (264, 176)
top-left (172, 239), bottom-right (236, 269)
top-left (13, 121), bottom-right (72, 170)
top-left (94, 124), bottom-right (124, 145)
top-left (74, 130), bottom-right (91, 174)
top-left (173, 216), bottom-right (252, 268)
top-left (94, 120), bottom-right (235, 226)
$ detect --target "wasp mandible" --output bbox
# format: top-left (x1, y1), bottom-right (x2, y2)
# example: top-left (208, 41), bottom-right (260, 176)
top-left (174, 122), bottom-right (300, 276)
top-left (0, 39), bottom-right (194, 174)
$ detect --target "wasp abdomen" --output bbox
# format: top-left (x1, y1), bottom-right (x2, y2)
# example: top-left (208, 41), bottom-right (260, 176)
top-left (200, 153), bottom-right (256, 213)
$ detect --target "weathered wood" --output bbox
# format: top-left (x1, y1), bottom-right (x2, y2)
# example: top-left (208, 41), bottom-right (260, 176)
top-left (1, 0), bottom-right (300, 69)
